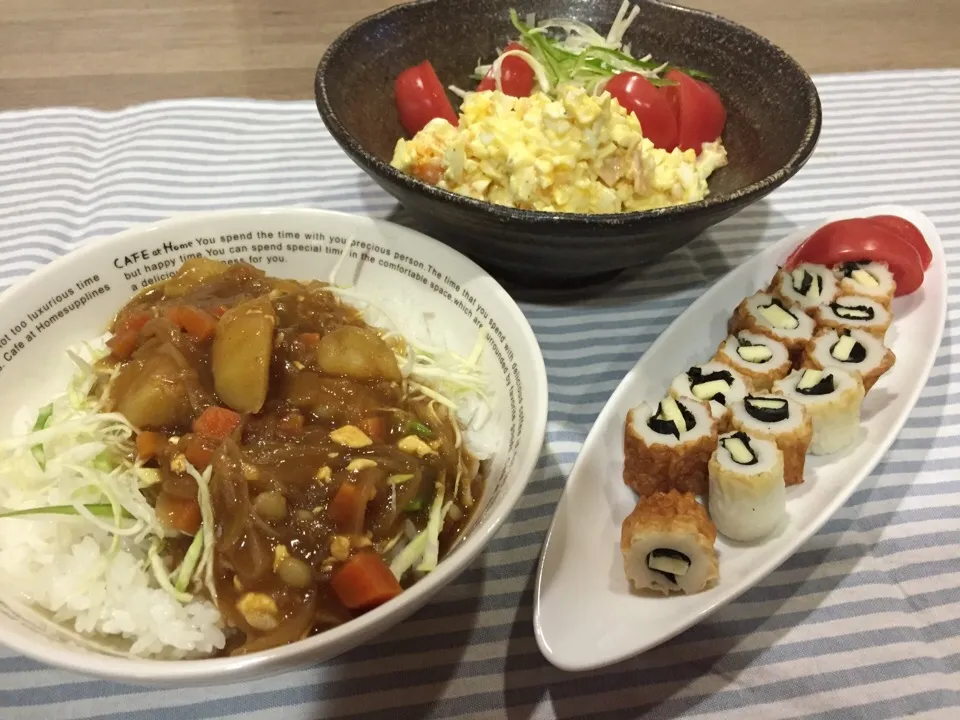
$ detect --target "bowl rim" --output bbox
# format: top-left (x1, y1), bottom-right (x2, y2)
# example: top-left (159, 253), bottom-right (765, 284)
top-left (0, 207), bottom-right (550, 684)
top-left (314, 0), bottom-right (823, 226)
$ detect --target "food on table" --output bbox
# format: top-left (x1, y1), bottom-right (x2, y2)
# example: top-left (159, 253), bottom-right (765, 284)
top-left (866, 215), bottom-right (933, 270)
top-left (619, 211), bottom-right (917, 594)
top-left (0, 259), bottom-right (492, 658)
top-left (620, 489), bottom-right (719, 595)
top-left (394, 60), bottom-right (460, 138)
top-left (785, 216), bottom-right (929, 297)
top-left (390, 3), bottom-right (729, 214)
top-left (814, 295), bottom-right (892, 340)
top-left (834, 260), bottom-right (896, 309)
top-left (708, 431), bottom-right (786, 542)
top-left (728, 292), bottom-right (816, 361)
top-left (713, 331), bottom-right (792, 392)
top-left (803, 328), bottom-right (896, 393)
top-left (623, 396), bottom-right (718, 497)
top-left (767, 263), bottom-right (838, 314)
top-left (774, 367), bottom-right (865, 456)
top-left (728, 394), bottom-right (812, 487)
top-left (667, 361), bottom-right (748, 430)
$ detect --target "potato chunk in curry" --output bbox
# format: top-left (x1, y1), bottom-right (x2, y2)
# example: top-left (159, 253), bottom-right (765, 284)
top-left (212, 297), bottom-right (276, 414)
top-left (111, 350), bottom-right (193, 429)
top-left (315, 326), bottom-right (402, 383)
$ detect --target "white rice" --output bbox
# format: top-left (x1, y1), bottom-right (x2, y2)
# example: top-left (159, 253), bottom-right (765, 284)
top-left (0, 531), bottom-right (224, 658)
top-left (0, 342), bottom-right (226, 659)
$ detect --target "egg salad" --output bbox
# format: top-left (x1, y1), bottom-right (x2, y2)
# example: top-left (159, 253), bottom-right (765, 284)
top-left (390, 85), bottom-right (728, 215)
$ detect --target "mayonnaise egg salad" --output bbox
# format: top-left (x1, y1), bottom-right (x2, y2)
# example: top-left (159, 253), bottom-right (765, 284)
top-left (390, 2), bottom-right (728, 214)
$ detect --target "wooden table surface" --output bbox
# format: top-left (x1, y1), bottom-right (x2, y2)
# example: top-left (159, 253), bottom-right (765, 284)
top-left (1, 0), bottom-right (959, 110)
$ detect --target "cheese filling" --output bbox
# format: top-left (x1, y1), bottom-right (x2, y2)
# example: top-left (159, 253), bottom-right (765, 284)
top-left (758, 299), bottom-right (800, 329)
top-left (721, 431), bottom-right (758, 466)
top-left (791, 268), bottom-right (824, 299)
top-left (851, 268), bottom-right (880, 287)
top-left (830, 333), bottom-right (868, 363)
top-left (646, 548), bottom-right (691, 582)
top-left (796, 368), bottom-right (835, 396)
top-left (744, 395), bottom-right (790, 423)
top-left (831, 301), bottom-right (875, 321)
top-left (648, 396), bottom-right (694, 438)
top-left (737, 340), bottom-right (773, 363)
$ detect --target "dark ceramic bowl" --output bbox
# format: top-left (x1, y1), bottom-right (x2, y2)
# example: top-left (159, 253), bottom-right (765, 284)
top-left (315, 0), bottom-right (822, 283)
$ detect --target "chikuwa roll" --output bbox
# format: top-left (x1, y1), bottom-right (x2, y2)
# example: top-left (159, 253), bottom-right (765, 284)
top-left (668, 361), bottom-right (749, 429)
top-left (623, 395), bottom-right (718, 498)
top-left (803, 327), bottom-right (896, 393)
top-left (708, 431), bottom-right (786, 542)
top-left (814, 295), bottom-right (892, 341)
top-left (774, 367), bottom-right (865, 456)
top-left (728, 292), bottom-right (816, 360)
top-left (729, 394), bottom-right (812, 486)
top-left (620, 489), bottom-right (719, 595)
top-left (713, 331), bottom-right (792, 391)
top-left (768, 263), bottom-right (838, 314)
top-left (835, 260), bottom-right (896, 309)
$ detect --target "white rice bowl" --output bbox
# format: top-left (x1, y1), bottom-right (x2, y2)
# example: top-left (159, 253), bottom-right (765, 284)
top-left (0, 209), bottom-right (548, 685)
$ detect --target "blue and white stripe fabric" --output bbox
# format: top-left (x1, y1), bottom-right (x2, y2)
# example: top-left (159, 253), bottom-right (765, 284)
top-left (0, 69), bottom-right (958, 719)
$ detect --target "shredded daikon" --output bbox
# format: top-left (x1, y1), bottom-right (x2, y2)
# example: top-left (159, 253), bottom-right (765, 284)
top-left (468, 3), bottom-right (708, 96)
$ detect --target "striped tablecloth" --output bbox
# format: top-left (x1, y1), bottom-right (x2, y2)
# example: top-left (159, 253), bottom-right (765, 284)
top-left (0, 69), bottom-right (958, 720)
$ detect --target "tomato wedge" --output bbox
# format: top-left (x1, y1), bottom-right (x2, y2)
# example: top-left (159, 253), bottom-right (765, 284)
top-left (865, 215), bottom-right (932, 270)
top-left (659, 69), bottom-right (726, 153)
top-left (605, 72), bottom-right (678, 150)
top-left (394, 60), bottom-right (459, 137)
top-left (784, 218), bottom-right (925, 297)
top-left (476, 42), bottom-right (535, 97)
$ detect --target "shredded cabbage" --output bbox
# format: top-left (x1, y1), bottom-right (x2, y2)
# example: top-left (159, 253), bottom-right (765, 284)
top-left (0, 342), bottom-right (193, 606)
top-left (416, 481), bottom-right (446, 573)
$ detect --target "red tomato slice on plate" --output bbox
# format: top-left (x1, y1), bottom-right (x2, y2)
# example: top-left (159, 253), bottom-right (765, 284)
top-left (784, 218), bottom-right (925, 297)
top-left (477, 42), bottom-right (535, 97)
top-left (605, 72), bottom-right (678, 150)
top-left (659, 69), bottom-right (726, 153)
top-left (866, 215), bottom-right (932, 270)
top-left (394, 60), bottom-right (459, 137)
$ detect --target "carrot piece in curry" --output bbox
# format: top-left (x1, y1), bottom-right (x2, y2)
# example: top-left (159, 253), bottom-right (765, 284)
top-left (106, 331), bottom-right (141, 359)
top-left (192, 406), bottom-right (242, 440)
top-left (166, 305), bottom-right (218, 341)
top-left (329, 481), bottom-right (375, 534)
top-left (135, 430), bottom-right (165, 461)
top-left (330, 551), bottom-right (403, 610)
top-left (360, 416), bottom-right (387, 443)
top-left (183, 435), bottom-right (215, 470)
top-left (155, 491), bottom-right (202, 536)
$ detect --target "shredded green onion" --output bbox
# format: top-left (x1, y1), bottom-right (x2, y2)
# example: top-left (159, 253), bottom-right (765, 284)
top-left (388, 473), bottom-right (415, 485)
top-left (0, 503), bottom-right (134, 520)
top-left (404, 497), bottom-right (426, 512)
top-left (30, 404), bottom-right (53, 469)
top-left (407, 420), bottom-right (433, 439)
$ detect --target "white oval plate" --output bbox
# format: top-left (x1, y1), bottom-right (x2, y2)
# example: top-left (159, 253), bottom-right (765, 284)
top-left (533, 204), bottom-right (947, 672)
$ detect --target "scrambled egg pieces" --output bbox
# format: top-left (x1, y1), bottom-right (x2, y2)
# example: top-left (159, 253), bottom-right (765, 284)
top-left (390, 84), bottom-right (728, 214)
